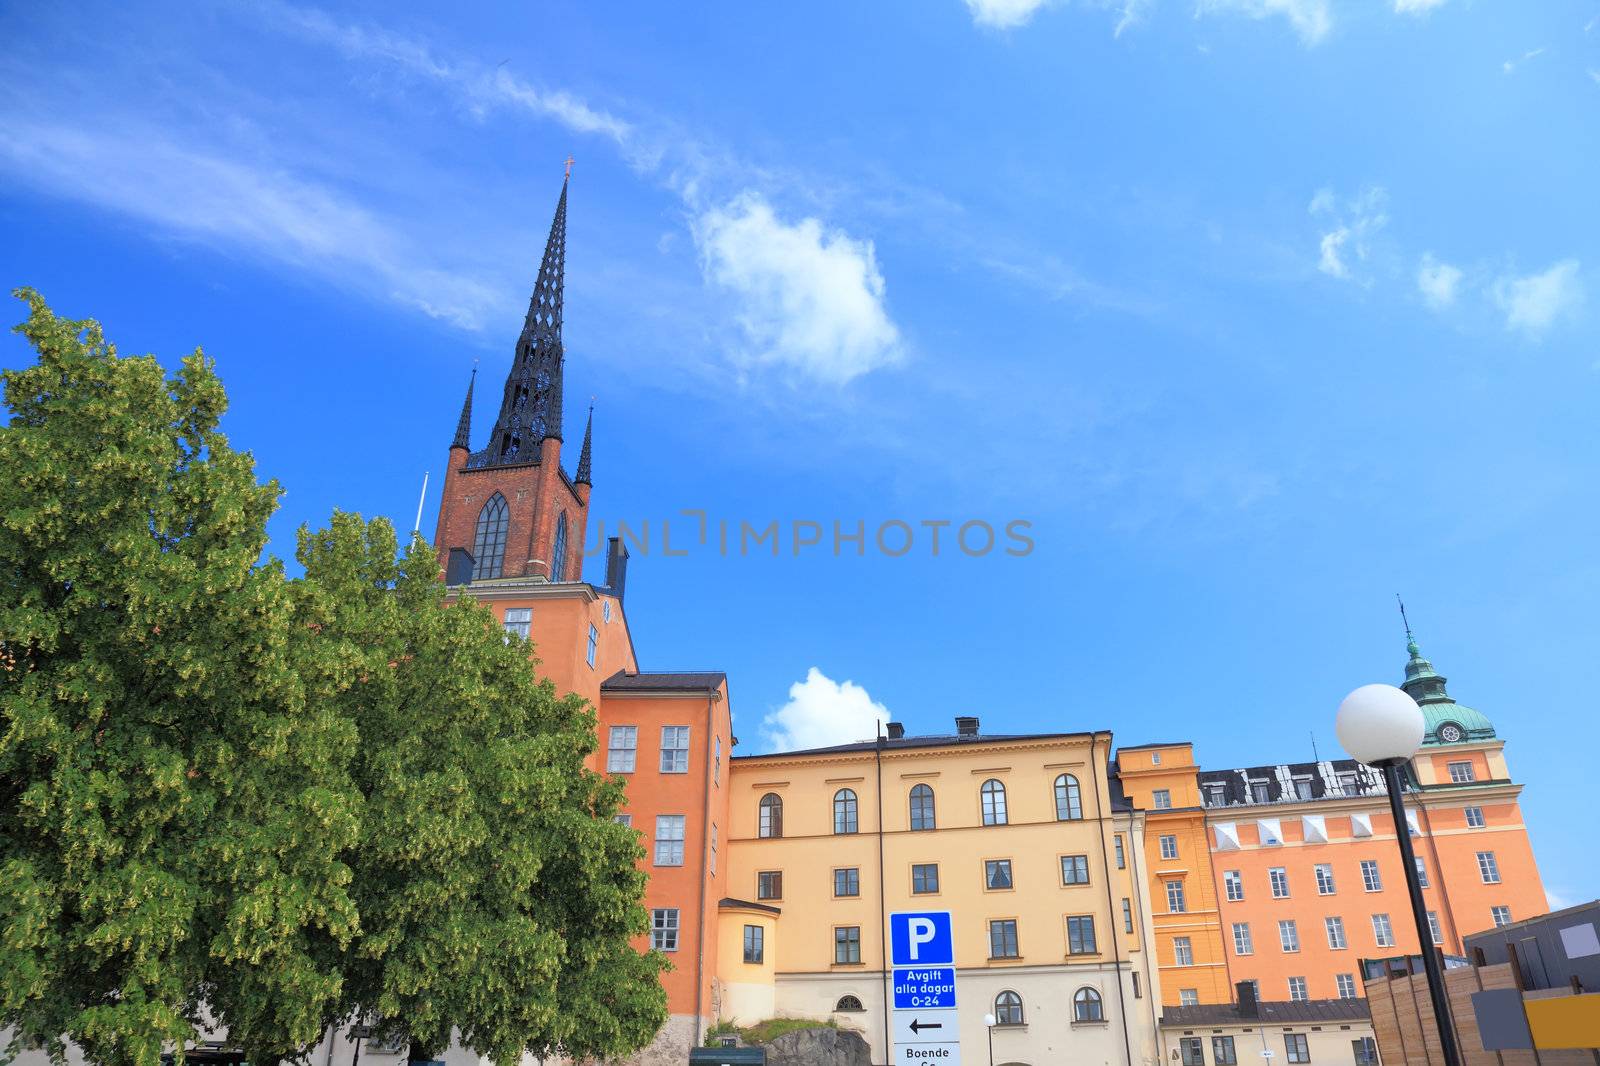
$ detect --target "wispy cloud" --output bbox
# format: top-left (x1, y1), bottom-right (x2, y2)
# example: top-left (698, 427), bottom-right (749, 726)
top-left (1502, 47), bottom-right (1545, 75)
top-left (692, 192), bottom-right (904, 384)
top-left (1392, 0), bottom-right (1448, 14)
top-left (963, 0), bottom-right (1055, 28)
top-left (1493, 259), bottom-right (1583, 337)
top-left (1310, 186), bottom-right (1388, 282)
top-left (760, 667), bottom-right (890, 752)
top-left (1195, 0), bottom-right (1333, 46)
top-left (1416, 253), bottom-right (1463, 310)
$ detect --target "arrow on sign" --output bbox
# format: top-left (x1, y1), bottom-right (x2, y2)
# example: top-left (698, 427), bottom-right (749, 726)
top-left (909, 1019), bottom-right (944, 1034)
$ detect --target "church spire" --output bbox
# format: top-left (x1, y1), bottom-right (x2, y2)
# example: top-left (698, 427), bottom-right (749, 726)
top-left (451, 367), bottom-right (476, 450)
top-left (1397, 597), bottom-right (1452, 706)
top-left (469, 174), bottom-right (568, 468)
top-left (575, 403), bottom-right (593, 485)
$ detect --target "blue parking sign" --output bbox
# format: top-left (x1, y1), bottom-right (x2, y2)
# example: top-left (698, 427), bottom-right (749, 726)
top-left (890, 911), bottom-right (953, 966)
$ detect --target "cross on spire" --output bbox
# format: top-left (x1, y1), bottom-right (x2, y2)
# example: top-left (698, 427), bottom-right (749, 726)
top-left (564, 154), bottom-right (575, 179)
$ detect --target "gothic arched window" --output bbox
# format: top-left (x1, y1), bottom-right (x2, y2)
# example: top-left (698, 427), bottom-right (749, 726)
top-left (1073, 987), bottom-right (1103, 1022)
top-left (981, 779), bottom-right (1008, 826)
top-left (551, 511), bottom-right (569, 581)
top-left (994, 990), bottom-right (1024, 1026)
top-left (834, 788), bottom-right (858, 835)
top-left (909, 783), bottom-right (936, 831)
top-left (473, 493), bottom-right (509, 579)
top-left (759, 793), bottom-right (783, 839)
top-left (1055, 774), bottom-right (1083, 821)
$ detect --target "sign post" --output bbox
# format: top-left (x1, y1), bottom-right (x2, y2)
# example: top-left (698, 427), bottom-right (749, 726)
top-left (889, 911), bottom-right (962, 1066)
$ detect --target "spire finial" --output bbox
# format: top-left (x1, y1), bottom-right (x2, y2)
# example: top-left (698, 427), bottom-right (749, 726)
top-left (575, 400), bottom-right (594, 486)
top-left (451, 365), bottom-right (477, 450)
top-left (1397, 594), bottom-right (1420, 657)
top-left (564, 154), bottom-right (575, 180)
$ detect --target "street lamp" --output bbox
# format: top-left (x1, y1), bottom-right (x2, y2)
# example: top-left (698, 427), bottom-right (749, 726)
top-left (1335, 683), bottom-right (1461, 1066)
top-left (982, 1013), bottom-right (996, 1066)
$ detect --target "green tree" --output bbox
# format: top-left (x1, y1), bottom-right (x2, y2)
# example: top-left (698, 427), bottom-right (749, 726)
top-left (0, 289), bottom-right (362, 1066)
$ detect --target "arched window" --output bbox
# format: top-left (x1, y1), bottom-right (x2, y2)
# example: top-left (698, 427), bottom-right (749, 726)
top-left (834, 995), bottom-right (864, 1012)
top-left (551, 511), bottom-right (568, 581)
top-left (981, 779), bottom-right (1008, 826)
top-left (1054, 774), bottom-right (1083, 821)
top-left (834, 788), bottom-right (858, 834)
top-left (909, 783), bottom-right (936, 831)
top-left (994, 990), bottom-right (1024, 1026)
top-left (1073, 987), bottom-right (1104, 1023)
top-left (758, 793), bottom-right (783, 839)
top-left (472, 493), bottom-right (509, 579)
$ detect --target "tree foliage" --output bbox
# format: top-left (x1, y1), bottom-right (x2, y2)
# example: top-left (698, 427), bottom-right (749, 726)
top-left (1, 290), bottom-right (666, 1066)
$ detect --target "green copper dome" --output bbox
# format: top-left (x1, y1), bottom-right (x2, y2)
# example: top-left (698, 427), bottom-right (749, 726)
top-left (1401, 636), bottom-right (1495, 745)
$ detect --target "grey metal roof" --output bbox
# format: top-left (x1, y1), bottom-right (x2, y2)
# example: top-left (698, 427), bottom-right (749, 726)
top-left (1161, 998), bottom-right (1372, 1027)
top-left (601, 670), bottom-right (726, 694)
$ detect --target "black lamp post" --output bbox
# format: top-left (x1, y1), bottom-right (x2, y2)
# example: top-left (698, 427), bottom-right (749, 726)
top-left (1336, 683), bottom-right (1462, 1066)
top-left (982, 1013), bottom-right (996, 1066)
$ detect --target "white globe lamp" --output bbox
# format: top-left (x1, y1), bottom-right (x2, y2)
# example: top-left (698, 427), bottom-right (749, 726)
top-left (1335, 683), bottom-right (1424, 766)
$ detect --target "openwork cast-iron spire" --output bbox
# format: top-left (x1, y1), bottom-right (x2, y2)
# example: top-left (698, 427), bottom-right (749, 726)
top-left (469, 176), bottom-right (568, 468)
top-left (575, 404), bottom-right (593, 485)
top-left (451, 367), bottom-right (476, 449)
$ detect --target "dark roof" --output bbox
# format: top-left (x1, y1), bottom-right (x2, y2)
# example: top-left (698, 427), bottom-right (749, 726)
top-left (732, 730), bottom-right (1105, 760)
top-left (1161, 998), bottom-right (1371, 1027)
top-left (601, 670), bottom-right (726, 694)
top-left (718, 896), bottom-right (781, 915)
top-left (1118, 740), bottom-right (1193, 752)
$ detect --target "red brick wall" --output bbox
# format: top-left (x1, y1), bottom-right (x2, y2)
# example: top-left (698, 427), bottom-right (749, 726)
top-left (432, 438), bottom-right (591, 582)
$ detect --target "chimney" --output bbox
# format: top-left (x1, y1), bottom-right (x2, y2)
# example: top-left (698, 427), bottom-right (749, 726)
top-left (886, 722), bottom-right (905, 740)
top-left (1235, 981), bottom-right (1259, 1018)
top-left (605, 536), bottom-right (630, 603)
top-left (955, 716), bottom-right (979, 737)
top-left (446, 547), bottom-right (475, 587)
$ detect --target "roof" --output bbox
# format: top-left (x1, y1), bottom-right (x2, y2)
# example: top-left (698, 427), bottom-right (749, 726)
top-left (601, 670), bottom-right (726, 694)
top-left (1161, 998), bottom-right (1371, 1027)
top-left (732, 729), bottom-right (1105, 760)
top-left (1117, 740), bottom-right (1194, 752)
top-left (718, 896), bottom-right (781, 915)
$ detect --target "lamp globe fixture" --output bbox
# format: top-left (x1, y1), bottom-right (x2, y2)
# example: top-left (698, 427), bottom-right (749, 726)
top-left (1336, 683), bottom-right (1425, 766)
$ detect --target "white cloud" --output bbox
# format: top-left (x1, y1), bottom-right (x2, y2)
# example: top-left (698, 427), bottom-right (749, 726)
top-left (761, 668), bottom-right (891, 753)
top-left (1310, 186), bottom-right (1387, 282)
top-left (1493, 259), bottom-right (1583, 336)
top-left (692, 192), bottom-right (904, 383)
top-left (963, 0), bottom-right (1052, 28)
top-left (1416, 253), bottom-right (1463, 310)
top-left (1546, 886), bottom-right (1577, 911)
top-left (1503, 48), bottom-right (1545, 75)
top-left (1197, 0), bottom-right (1333, 45)
top-left (1393, 0), bottom-right (1447, 13)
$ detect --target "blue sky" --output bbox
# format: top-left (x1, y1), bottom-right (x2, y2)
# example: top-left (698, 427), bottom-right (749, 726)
top-left (2, 0), bottom-right (1596, 906)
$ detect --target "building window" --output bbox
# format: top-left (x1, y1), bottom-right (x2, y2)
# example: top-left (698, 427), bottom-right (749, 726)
top-left (1315, 863), bottom-right (1335, 895)
top-left (1360, 860), bottom-right (1383, 892)
top-left (1353, 1037), bottom-right (1379, 1066)
top-left (1133, 972), bottom-right (1142, 998)
top-left (606, 725), bottom-right (637, 773)
top-left (742, 924), bottom-right (764, 964)
top-left (1372, 913), bottom-right (1394, 948)
top-left (834, 867), bottom-right (860, 897)
top-left (1224, 870), bottom-right (1244, 902)
top-left (586, 623), bottom-right (598, 667)
top-left (981, 779), bottom-right (1008, 825)
top-left (1061, 855), bottom-right (1090, 885)
top-left (1174, 936), bottom-right (1194, 966)
top-left (1055, 774), bottom-right (1084, 820)
top-left (614, 814), bottom-right (632, 827)
top-left (989, 919), bottom-right (1020, 959)
top-left (1114, 835), bottom-right (1126, 868)
top-left (1477, 851), bottom-right (1501, 883)
top-left (660, 726), bottom-right (690, 773)
top-left (1073, 987), bottom-right (1103, 1022)
top-left (1250, 780), bottom-right (1271, 803)
top-left (835, 995), bottom-right (864, 1012)
top-left (910, 783), bottom-right (936, 830)
top-left (602, 599), bottom-right (612, 623)
top-left (1180, 989), bottom-right (1199, 1007)
top-left (1153, 789), bottom-right (1172, 810)
top-left (1213, 1036), bottom-right (1238, 1065)
top-left (1232, 922), bottom-right (1253, 955)
top-left (1337, 974), bottom-right (1358, 999)
top-left (550, 512), bottom-right (569, 582)
top-left (1123, 898), bottom-right (1134, 933)
top-left (757, 871), bottom-right (783, 900)
top-left (1492, 906), bottom-right (1512, 927)
top-left (502, 607), bottom-right (532, 639)
top-left (651, 908), bottom-right (679, 952)
top-left (1160, 835), bottom-right (1179, 860)
top-left (1325, 916), bottom-right (1347, 950)
top-left (1151, 751), bottom-right (1162, 765)
top-left (912, 863), bottom-right (940, 894)
top-left (1288, 976), bottom-right (1307, 1001)
top-left (1180, 1038), bottom-right (1205, 1066)
top-left (758, 793), bottom-right (783, 838)
top-left (1465, 805), bottom-right (1486, 828)
top-left (994, 990), bottom-right (1023, 1026)
top-left (710, 823), bottom-right (717, 874)
top-left (1293, 777), bottom-right (1313, 800)
top-left (1284, 1034), bottom-right (1310, 1064)
top-left (834, 789), bottom-right (859, 834)
top-left (835, 926), bottom-right (861, 964)
top-left (1337, 771), bottom-right (1361, 795)
top-left (1067, 915), bottom-right (1097, 955)
top-left (1167, 881), bottom-right (1187, 913)
top-left (1270, 867), bottom-right (1290, 898)
top-left (472, 493), bottom-right (509, 580)
top-left (1204, 782), bottom-right (1225, 805)
top-left (1427, 911), bottom-right (1443, 944)
top-left (1279, 919), bottom-right (1300, 952)
top-left (654, 815), bottom-right (685, 866)
top-left (985, 859), bottom-right (1014, 891)
top-left (1414, 856), bottom-right (1429, 888)
top-left (1448, 760), bottom-right (1476, 783)
top-left (714, 735), bottom-right (721, 786)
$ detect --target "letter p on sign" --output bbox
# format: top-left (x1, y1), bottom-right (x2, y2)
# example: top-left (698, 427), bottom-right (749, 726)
top-left (890, 911), bottom-right (953, 966)
top-left (908, 918), bottom-right (937, 959)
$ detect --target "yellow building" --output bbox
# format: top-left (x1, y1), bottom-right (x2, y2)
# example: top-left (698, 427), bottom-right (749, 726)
top-left (722, 717), bottom-right (1164, 1066)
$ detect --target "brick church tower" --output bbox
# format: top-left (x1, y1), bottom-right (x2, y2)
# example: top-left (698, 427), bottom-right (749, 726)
top-left (432, 175), bottom-right (594, 585)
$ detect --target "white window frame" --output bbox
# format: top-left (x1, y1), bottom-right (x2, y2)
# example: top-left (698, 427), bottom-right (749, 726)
top-left (1269, 867), bottom-right (1290, 898)
top-left (1180, 989), bottom-right (1200, 1007)
top-left (1337, 974), bottom-right (1358, 999)
top-left (651, 907), bottom-right (680, 951)
top-left (1315, 863), bottom-right (1336, 895)
top-left (1361, 859), bottom-right (1383, 892)
top-left (1325, 916), bottom-right (1347, 950)
top-left (1167, 880), bottom-right (1187, 913)
top-left (1174, 936), bottom-right (1194, 966)
top-left (1224, 869), bottom-right (1244, 902)
top-left (1160, 834), bottom-right (1179, 860)
top-left (660, 725), bottom-right (690, 773)
top-left (502, 607), bottom-right (532, 639)
top-left (606, 725), bottom-right (637, 773)
top-left (1448, 760), bottom-right (1476, 783)
top-left (1477, 850), bottom-right (1501, 884)
top-left (1465, 805), bottom-right (1486, 828)
top-left (1153, 788), bottom-right (1172, 809)
top-left (586, 623), bottom-right (598, 668)
top-left (1279, 919), bottom-right (1299, 952)
top-left (1491, 905), bottom-right (1512, 928)
top-left (1372, 913), bottom-right (1394, 948)
top-left (654, 815), bottom-right (686, 866)
top-left (1232, 922), bottom-right (1253, 956)
top-left (1288, 976), bottom-right (1308, 1002)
